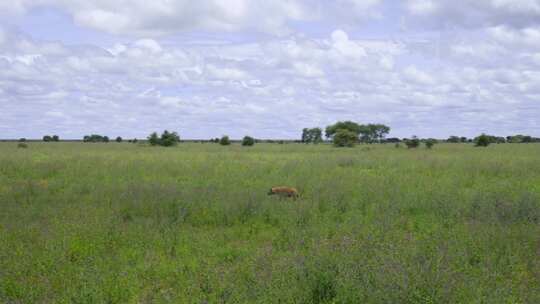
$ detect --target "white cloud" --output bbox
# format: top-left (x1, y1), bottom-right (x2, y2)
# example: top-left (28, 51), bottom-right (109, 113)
top-left (292, 62), bottom-right (325, 78)
top-left (403, 66), bottom-right (436, 85)
top-left (206, 65), bottom-right (250, 80)
top-left (1, 1), bottom-right (540, 139)
top-left (404, 0), bottom-right (540, 29)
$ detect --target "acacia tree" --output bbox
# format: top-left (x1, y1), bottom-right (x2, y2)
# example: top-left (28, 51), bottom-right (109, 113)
top-left (301, 127), bottom-right (323, 143)
top-left (220, 135), bottom-right (231, 146)
top-left (359, 124), bottom-right (390, 143)
top-left (333, 129), bottom-right (357, 147)
top-left (242, 136), bottom-right (255, 146)
top-left (325, 121), bottom-right (362, 139)
top-left (475, 134), bottom-right (490, 147)
top-left (148, 130), bottom-right (180, 147)
top-left (425, 138), bottom-right (437, 149)
top-left (148, 132), bottom-right (160, 146)
top-left (447, 136), bottom-right (460, 143)
top-left (405, 136), bottom-right (420, 148)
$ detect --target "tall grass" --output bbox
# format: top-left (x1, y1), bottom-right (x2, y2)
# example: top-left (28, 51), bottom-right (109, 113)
top-left (1, 142), bottom-right (539, 303)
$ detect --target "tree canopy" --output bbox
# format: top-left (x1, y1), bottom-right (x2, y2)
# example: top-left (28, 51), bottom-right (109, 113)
top-left (301, 128), bottom-right (323, 144)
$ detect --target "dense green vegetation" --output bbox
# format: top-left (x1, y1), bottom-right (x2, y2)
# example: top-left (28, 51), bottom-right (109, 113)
top-left (1, 142), bottom-right (539, 303)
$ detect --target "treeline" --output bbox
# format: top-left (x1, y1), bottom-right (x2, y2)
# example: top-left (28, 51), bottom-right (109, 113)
top-left (446, 134), bottom-right (540, 144)
top-left (27, 129), bottom-right (538, 148)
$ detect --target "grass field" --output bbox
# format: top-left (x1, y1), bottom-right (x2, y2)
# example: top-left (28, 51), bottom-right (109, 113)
top-left (1, 142), bottom-right (539, 303)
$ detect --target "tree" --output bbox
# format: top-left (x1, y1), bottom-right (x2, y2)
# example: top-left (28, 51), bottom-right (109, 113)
top-left (43, 135), bottom-right (52, 142)
top-left (405, 136), bottom-right (420, 149)
top-left (301, 128), bottom-right (309, 143)
top-left (368, 124), bottom-right (390, 143)
top-left (147, 130), bottom-right (180, 147)
top-left (357, 124), bottom-right (391, 143)
top-left (52, 135), bottom-right (59, 142)
top-left (301, 127), bottom-right (323, 144)
top-left (84, 135), bottom-right (109, 143)
top-left (475, 134), bottom-right (490, 147)
top-left (242, 136), bottom-right (255, 146)
top-left (447, 136), bottom-right (460, 143)
top-left (220, 135), bottom-right (231, 146)
top-left (460, 137), bottom-right (467, 143)
top-left (385, 137), bottom-right (401, 143)
top-left (325, 121), bottom-right (362, 139)
top-left (148, 132), bottom-right (160, 146)
top-left (19, 138), bottom-right (26, 142)
top-left (425, 138), bottom-right (437, 149)
top-left (333, 129), bottom-right (357, 147)
top-left (160, 130), bottom-right (180, 147)
top-left (115, 136), bottom-right (123, 143)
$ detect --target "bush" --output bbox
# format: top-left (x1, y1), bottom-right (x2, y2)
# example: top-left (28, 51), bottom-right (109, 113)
top-left (148, 130), bottom-right (180, 147)
top-left (405, 136), bottom-right (420, 149)
top-left (333, 129), bottom-right (357, 147)
top-left (242, 136), bottom-right (255, 146)
top-left (220, 136), bottom-right (231, 146)
top-left (161, 131), bottom-right (180, 147)
top-left (17, 143), bottom-right (28, 148)
top-left (425, 138), bottom-right (436, 149)
top-left (83, 134), bottom-right (109, 143)
top-left (43, 135), bottom-right (53, 142)
top-left (475, 134), bottom-right (490, 147)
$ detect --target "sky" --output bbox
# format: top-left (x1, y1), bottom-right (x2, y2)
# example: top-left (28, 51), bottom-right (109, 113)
top-left (0, 0), bottom-right (539, 140)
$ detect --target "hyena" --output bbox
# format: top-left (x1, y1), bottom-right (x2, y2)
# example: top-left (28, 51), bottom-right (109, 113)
top-left (267, 186), bottom-right (299, 199)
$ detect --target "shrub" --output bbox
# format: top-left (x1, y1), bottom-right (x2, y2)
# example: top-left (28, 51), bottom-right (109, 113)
top-left (17, 143), bottom-right (28, 148)
top-left (405, 136), bottom-right (420, 149)
top-left (83, 134), bottom-right (109, 143)
top-left (242, 136), bottom-right (255, 146)
top-left (475, 134), bottom-right (490, 147)
top-left (43, 135), bottom-right (52, 142)
top-left (148, 132), bottom-right (160, 146)
top-left (220, 135), bottom-right (231, 146)
top-left (161, 130), bottom-right (180, 147)
top-left (148, 130), bottom-right (180, 147)
top-left (333, 129), bottom-right (357, 147)
top-left (425, 138), bottom-right (436, 149)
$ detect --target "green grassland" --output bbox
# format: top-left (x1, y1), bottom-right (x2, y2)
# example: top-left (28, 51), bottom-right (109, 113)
top-left (1, 142), bottom-right (539, 303)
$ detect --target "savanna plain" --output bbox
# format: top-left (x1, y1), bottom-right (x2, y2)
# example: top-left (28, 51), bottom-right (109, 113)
top-left (1, 142), bottom-right (539, 303)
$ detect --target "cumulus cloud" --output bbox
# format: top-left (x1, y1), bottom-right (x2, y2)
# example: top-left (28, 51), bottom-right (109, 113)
top-left (404, 0), bottom-right (540, 29)
top-left (0, 0), bottom-right (383, 36)
top-left (0, 1), bottom-right (539, 139)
